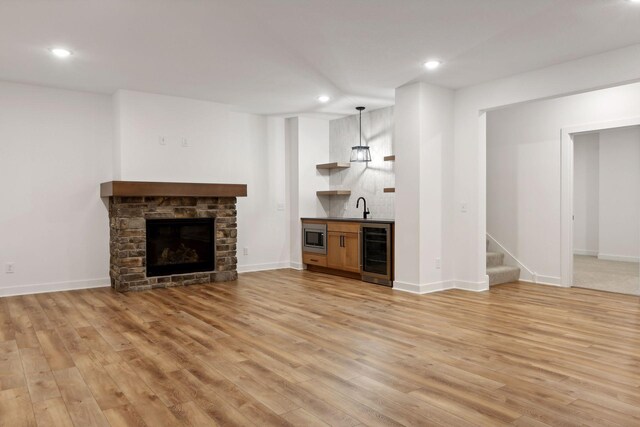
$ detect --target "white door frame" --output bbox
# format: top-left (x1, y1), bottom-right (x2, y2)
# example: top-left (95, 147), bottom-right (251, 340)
top-left (561, 116), bottom-right (640, 287)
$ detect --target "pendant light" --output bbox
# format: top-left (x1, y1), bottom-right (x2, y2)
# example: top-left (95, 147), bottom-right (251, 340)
top-left (350, 106), bottom-right (371, 162)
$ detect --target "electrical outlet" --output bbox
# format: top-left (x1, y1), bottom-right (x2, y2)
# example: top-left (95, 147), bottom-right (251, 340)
top-left (460, 202), bottom-right (468, 213)
top-left (435, 258), bottom-right (441, 269)
top-left (181, 137), bottom-right (189, 147)
top-left (5, 262), bottom-right (15, 274)
top-left (243, 248), bottom-right (249, 256)
top-left (158, 136), bottom-right (166, 146)
top-left (277, 203), bottom-right (285, 211)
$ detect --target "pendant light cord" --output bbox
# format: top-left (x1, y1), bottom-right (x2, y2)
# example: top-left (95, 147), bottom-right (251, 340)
top-left (359, 108), bottom-right (362, 147)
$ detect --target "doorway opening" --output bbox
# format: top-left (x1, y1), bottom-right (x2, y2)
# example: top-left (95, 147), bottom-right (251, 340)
top-left (563, 121), bottom-right (640, 295)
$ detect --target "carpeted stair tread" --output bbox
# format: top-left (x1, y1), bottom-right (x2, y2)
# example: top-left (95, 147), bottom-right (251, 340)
top-left (487, 265), bottom-right (521, 286)
top-left (486, 252), bottom-right (504, 268)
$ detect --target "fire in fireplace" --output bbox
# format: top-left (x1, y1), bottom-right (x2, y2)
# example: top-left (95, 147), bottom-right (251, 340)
top-left (146, 218), bottom-right (215, 277)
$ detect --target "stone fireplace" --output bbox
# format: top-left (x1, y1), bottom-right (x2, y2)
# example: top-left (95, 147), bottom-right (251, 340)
top-left (101, 181), bottom-right (247, 292)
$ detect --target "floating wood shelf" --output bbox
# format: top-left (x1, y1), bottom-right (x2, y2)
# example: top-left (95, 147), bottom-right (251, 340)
top-left (100, 181), bottom-right (247, 198)
top-left (316, 190), bottom-right (351, 196)
top-left (316, 162), bottom-right (351, 170)
top-left (383, 187), bottom-right (396, 193)
top-left (384, 155), bottom-right (396, 161)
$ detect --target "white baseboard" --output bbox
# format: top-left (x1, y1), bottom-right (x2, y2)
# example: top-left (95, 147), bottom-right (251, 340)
top-left (534, 275), bottom-right (563, 286)
top-left (392, 281), bottom-right (422, 293)
top-left (519, 279), bottom-right (566, 288)
top-left (237, 262), bottom-right (293, 274)
top-left (237, 261), bottom-right (309, 273)
top-left (393, 279), bottom-right (488, 294)
top-left (597, 253), bottom-right (640, 263)
top-left (289, 261), bottom-right (304, 270)
top-left (519, 274), bottom-right (564, 287)
top-left (0, 278), bottom-right (110, 298)
top-left (454, 279), bottom-right (490, 292)
top-left (574, 249), bottom-right (598, 256)
top-left (394, 274), bottom-right (573, 294)
top-left (393, 280), bottom-right (455, 294)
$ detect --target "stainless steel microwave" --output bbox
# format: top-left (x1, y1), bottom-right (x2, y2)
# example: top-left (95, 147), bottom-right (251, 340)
top-left (302, 223), bottom-right (327, 254)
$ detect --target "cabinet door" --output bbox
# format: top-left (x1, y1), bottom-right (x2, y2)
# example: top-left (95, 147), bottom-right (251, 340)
top-left (326, 231), bottom-right (343, 270)
top-left (342, 232), bottom-right (361, 273)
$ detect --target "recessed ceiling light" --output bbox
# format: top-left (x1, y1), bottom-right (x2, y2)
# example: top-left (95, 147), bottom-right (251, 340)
top-left (423, 60), bottom-right (442, 70)
top-left (49, 47), bottom-right (72, 58)
top-left (317, 95), bottom-right (331, 103)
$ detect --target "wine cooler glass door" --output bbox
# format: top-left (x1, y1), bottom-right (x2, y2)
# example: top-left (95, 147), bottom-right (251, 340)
top-left (362, 224), bottom-right (391, 282)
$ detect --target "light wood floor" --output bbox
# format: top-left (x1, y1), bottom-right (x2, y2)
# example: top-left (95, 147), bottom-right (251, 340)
top-left (2, 270), bottom-right (640, 427)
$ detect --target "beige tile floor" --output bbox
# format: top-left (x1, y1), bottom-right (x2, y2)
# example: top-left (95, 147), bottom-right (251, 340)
top-left (573, 255), bottom-right (640, 295)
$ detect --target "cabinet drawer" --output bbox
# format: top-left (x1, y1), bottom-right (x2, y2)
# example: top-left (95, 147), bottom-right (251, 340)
top-left (327, 222), bottom-right (361, 233)
top-left (303, 253), bottom-right (327, 267)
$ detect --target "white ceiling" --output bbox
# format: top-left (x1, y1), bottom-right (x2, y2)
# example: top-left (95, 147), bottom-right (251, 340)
top-left (1, 0), bottom-right (640, 115)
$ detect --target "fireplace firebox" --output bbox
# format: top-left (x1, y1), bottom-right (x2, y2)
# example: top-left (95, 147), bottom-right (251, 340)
top-left (146, 218), bottom-right (215, 277)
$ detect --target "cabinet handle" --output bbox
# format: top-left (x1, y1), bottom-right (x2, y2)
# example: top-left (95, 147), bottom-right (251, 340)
top-left (340, 235), bottom-right (344, 247)
top-left (310, 258), bottom-right (319, 262)
top-left (359, 230), bottom-right (362, 267)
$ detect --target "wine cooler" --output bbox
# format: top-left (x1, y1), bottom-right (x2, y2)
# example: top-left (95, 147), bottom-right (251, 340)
top-left (361, 223), bottom-right (393, 286)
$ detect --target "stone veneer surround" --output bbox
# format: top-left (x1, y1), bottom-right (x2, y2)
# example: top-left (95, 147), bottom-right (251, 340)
top-left (109, 196), bottom-right (238, 292)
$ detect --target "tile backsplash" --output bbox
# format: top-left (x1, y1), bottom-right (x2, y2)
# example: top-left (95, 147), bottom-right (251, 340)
top-left (328, 106), bottom-right (394, 219)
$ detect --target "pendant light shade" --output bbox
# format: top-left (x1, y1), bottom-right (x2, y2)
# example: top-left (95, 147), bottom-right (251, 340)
top-left (350, 145), bottom-right (371, 162)
top-left (350, 106), bottom-right (371, 162)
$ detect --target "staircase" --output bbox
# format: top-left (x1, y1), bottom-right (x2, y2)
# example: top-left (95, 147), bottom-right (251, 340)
top-left (486, 241), bottom-right (520, 286)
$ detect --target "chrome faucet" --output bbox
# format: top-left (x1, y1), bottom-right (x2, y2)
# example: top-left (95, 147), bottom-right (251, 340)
top-left (356, 197), bottom-right (370, 219)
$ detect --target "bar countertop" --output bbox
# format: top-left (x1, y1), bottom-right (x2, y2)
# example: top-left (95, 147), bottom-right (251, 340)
top-left (301, 217), bottom-right (394, 224)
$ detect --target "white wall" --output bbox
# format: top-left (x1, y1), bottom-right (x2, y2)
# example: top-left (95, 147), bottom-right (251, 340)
top-left (113, 90), bottom-right (289, 273)
top-left (573, 133), bottom-right (599, 256)
top-left (285, 116), bottom-right (330, 268)
top-left (0, 81), bottom-right (113, 296)
top-left (297, 117), bottom-right (331, 219)
top-left (328, 106), bottom-right (395, 219)
top-left (453, 43), bottom-right (640, 288)
top-left (285, 118), bottom-right (300, 268)
top-left (394, 82), bottom-right (455, 293)
top-left (486, 83), bottom-right (640, 283)
top-left (598, 126), bottom-right (640, 262)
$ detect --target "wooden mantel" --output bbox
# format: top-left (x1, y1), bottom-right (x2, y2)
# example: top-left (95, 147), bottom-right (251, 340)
top-left (100, 181), bottom-right (247, 198)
